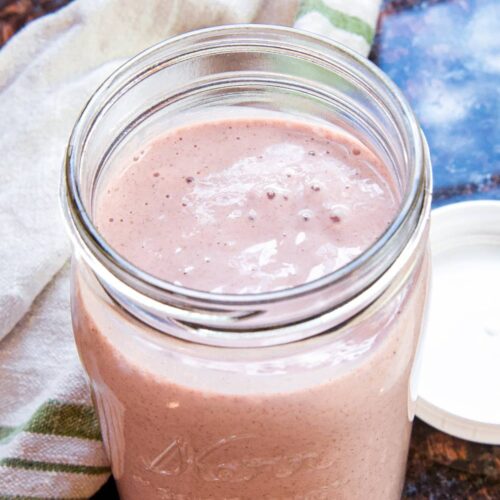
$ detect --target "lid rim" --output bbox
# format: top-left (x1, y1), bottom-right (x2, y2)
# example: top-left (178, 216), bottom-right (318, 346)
top-left (416, 398), bottom-right (500, 445)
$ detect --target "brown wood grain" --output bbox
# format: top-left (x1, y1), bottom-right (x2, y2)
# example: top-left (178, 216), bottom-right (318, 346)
top-left (0, 0), bottom-right (71, 46)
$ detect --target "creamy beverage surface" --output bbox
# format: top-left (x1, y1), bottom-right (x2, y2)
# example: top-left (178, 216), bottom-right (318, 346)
top-left (96, 119), bottom-right (398, 293)
top-left (73, 117), bottom-right (427, 499)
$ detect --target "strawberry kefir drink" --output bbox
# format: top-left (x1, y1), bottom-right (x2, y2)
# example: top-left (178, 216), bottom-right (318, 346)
top-left (63, 26), bottom-right (432, 500)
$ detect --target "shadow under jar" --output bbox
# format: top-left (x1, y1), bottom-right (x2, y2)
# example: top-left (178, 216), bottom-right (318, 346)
top-left (62, 25), bottom-right (432, 500)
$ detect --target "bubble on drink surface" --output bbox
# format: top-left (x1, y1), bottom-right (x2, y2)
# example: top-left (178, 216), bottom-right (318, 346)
top-left (295, 232), bottom-right (306, 245)
top-left (183, 265), bottom-right (194, 275)
top-left (299, 209), bottom-right (314, 221)
top-left (228, 209), bottom-right (242, 219)
top-left (327, 204), bottom-right (349, 223)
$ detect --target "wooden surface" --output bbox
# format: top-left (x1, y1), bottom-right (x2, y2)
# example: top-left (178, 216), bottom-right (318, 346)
top-left (0, 0), bottom-right (69, 45)
top-left (2, 0), bottom-right (499, 498)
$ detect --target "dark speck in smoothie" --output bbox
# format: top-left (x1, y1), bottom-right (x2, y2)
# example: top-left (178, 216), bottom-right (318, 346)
top-left (153, 172), bottom-right (160, 177)
top-left (330, 215), bottom-right (341, 223)
top-left (352, 148), bottom-right (361, 156)
top-left (267, 191), bottom-right (276, 200)
top-left (186, 177), bottom-right (194, 184)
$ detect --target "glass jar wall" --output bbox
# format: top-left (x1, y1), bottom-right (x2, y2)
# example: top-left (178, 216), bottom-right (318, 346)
top-left (63, 25), bottom-right (432, 499)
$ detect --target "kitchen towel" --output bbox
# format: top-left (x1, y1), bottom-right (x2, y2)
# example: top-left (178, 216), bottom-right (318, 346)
top-left (0, 0), bottom-right (381, 497)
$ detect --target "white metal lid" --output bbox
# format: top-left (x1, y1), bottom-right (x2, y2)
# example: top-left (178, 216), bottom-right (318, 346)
top-left (416, 200), bottom-right (500, 444)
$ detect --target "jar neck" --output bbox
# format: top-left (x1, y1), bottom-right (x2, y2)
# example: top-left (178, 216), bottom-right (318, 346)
top-left (62, 25), bottom-right (432, 347)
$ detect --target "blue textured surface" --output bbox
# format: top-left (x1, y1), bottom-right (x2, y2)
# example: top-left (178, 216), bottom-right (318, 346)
top-left (372, 0), bottom-right (500, 207)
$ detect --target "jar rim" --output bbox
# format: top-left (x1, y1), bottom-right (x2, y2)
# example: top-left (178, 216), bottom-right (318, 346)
top-left (62, 24), bottom-right (429, 309)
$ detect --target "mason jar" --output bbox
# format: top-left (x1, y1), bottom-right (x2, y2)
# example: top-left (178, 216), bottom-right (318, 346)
top-left (62, 25), bottom-right (432, 500)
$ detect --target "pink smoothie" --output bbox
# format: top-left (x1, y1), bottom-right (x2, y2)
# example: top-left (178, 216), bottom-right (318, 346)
top-left (95, 119), bottom-right (397, 293)
top-left (73, 118), bottom-right (427, 499)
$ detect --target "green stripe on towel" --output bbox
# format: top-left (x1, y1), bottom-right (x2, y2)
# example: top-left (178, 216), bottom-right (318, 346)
top-left (23, 400), bottom-right (101, 440)
top-left (24, 401), bottom-right (101, 441)
top-left (0, 401), bottom-right (101, 443)
top-left (297, 0), bottom-right (375, 44)
top-left (0, 458), bottom-right (110, 475)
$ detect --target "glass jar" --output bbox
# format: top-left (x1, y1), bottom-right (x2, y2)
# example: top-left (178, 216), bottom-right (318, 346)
top-left (62, 25), bottom-right (432, 500)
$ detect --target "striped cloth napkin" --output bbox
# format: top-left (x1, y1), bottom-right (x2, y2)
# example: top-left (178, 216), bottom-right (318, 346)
top-left (0, 0), bottom-right (381, 498)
